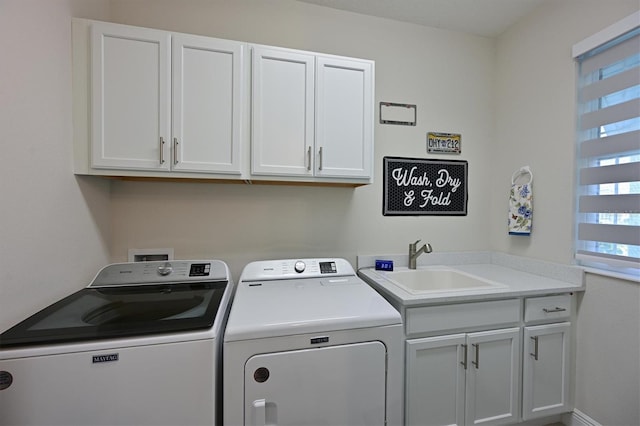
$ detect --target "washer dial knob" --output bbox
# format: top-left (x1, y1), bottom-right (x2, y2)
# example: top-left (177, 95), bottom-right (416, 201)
top-left (294, 261), bottom-right (306, 273)
top-left (157, 262), bottom-right (173, 276)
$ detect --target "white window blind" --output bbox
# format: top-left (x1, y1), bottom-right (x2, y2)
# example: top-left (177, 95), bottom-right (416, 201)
top-left (574, 15), bottom-right (640, 276)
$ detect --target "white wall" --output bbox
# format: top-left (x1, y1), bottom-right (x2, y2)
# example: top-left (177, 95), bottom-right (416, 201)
top-left (106, 0), bottom-right (496, 279)
top-left (494, 1), bottom-right (640, 425)
top-left (492, 0), bottom-right (638, 264)
top-left (0, 0), bottom-right (112, 332)
top-left (575, 273), bottom-right (640, 425)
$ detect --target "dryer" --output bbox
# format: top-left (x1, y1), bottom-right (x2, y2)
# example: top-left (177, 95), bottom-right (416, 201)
top-left (223, 258), bottom-right (403, 426)
top-left (0, 260), bottom-right (233, 426)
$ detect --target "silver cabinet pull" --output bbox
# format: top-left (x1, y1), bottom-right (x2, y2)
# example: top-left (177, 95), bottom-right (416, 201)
top-left (543, 307), bottom-right (567, 313)
top-left (318, 146), bottom-right (323, 170)
top-left (460, 344), bottom-right (468, 370)
top-left (173, 137), bottom-right (179, 165)
top-left (530, 336), bottom-right (539, 360)
top-left (306, 146), bottom-right (311, 171)
top-left (159, 137), bottom-right (165, 164)
top-left (471, 343), bottom-right (479, 368)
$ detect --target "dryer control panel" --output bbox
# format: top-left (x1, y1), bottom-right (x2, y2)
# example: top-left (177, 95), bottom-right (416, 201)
top-left (240, 258), bottom-right (355, 282)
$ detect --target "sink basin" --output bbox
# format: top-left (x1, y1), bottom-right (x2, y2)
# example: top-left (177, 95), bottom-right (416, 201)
top-left (378, 267), bottom-right (506, 294)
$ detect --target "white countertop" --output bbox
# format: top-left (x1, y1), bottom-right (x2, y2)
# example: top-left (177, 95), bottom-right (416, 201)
top-left (357, 252), bottom-right (585, 306)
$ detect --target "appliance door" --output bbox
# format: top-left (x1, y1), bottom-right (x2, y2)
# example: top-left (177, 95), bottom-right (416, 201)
top-left (0, 281), bottom-right (227, 348)
top-left (0, 339), bottom-right (216, 426)
top-left (244, 341), bottom-right (386, 426)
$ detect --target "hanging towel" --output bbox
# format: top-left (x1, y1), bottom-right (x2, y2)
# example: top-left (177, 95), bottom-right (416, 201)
top-left (509, 166), bottom-right (533, 235)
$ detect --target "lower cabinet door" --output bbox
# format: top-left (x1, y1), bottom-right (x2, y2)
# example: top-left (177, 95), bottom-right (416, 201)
top-left (406, 334), bottom-right (467, 426)
top-left (465, 328), bottom-right (521, 426)
top-left (522, 322), bottom-right (571, 420)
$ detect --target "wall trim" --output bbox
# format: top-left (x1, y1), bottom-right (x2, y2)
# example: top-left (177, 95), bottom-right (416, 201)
top-left (563, 409), bottom-right (603, 426)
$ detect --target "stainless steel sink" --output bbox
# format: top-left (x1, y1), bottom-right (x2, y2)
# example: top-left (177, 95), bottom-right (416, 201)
top-left (377, 267), bottom-right (506, 294)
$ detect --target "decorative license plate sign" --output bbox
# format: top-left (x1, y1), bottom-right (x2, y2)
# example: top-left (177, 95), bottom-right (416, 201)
top-left (383, 157), bottom-right (468, 216)
top-left (427, 132), bottom-right (461, 154)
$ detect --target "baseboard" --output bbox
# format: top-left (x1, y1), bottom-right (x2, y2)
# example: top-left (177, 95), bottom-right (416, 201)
top-left (518, 414), bottom-right (562, 425)
top-left (563, 409), bottom-right (602, 426)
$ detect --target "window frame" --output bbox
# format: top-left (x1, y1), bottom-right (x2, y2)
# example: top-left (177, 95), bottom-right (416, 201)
top-left (572, 11), bottom-right (640, 281)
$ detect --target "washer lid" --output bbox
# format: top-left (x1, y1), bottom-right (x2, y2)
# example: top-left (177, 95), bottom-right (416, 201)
top-left (0, 260), bottom-right (231, 349)
top-left (223, 275), bottom-right (401, 342)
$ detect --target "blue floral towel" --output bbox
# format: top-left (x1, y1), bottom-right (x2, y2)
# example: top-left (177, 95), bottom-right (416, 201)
top-left (509, 167), bottom-right (533, 235)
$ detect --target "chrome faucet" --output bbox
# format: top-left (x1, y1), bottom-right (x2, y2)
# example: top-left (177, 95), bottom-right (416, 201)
top-left (409, 240), bottom-right (432, 269)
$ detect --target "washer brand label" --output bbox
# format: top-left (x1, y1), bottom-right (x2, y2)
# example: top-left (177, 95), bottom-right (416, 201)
top-left (92, 353), bottom-right (119, 364)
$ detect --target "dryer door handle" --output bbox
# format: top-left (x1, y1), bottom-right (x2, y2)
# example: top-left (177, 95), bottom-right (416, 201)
top-left (252, 399), bottom-right (266, 426)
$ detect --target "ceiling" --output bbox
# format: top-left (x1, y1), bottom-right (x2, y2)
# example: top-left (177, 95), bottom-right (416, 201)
top-left (294, 0), bottom-right (546, 38)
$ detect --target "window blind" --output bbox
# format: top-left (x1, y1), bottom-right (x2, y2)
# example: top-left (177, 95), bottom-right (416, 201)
top-left (575, 22), bottom-right (640, 275)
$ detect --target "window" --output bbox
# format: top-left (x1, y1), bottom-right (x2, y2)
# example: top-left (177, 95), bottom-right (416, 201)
top-left (573, 12), bottom-right (640, 277)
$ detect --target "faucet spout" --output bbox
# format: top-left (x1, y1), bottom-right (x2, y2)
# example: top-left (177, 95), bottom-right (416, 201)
top-left (409, 240), bottom-right (432, 269)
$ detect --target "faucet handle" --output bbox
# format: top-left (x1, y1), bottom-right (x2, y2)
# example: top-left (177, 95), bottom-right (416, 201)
top-left (412, 239), bottom-right (421, 246)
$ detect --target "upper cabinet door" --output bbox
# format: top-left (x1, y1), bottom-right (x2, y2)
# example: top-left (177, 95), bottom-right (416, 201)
top-left (315, 56), bottom-right (373, 179)
top-left (172, 35), bottom-right (244, 174)
top-left (91, 22), bottom-right (171, 171)
top-left (251, 47), bottom-right (315, 176)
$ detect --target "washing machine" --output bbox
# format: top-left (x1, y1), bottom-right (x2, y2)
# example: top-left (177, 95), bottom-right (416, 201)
top-left (0, 260), bottom-right (234, 426)
top-left (223, 258), bottom-right (403, 426)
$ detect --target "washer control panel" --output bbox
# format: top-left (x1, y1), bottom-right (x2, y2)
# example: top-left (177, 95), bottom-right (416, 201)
top-left (240, 258), bottom-right (354, 281)
top-left (89, 260), bottom-right (228, 287)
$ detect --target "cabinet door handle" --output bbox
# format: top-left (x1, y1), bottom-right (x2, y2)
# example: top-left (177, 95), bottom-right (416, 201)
top-left (318, 146), bottom-right (323, 170)
top-left (530, 336), bottom-right (539, 360)
top-left (307, 146), bottom-right (311, 171)
top-left (460, 344), bottom-right (468, 370)
top-left (173, 138), bottom-right (179, 165)
top-left (159, 137), bottom-right (166, 164)
top-left (471, 343), bottom-right (479, 368)
top-left (543, 307), bottom-right (567, 313)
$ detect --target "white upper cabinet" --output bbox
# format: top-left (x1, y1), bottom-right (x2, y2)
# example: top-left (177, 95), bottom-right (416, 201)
top-left (76, 19), bottom-right (373, 185)
top-left (172, 34), bottom-right (243, 174)
top-left (251, 45), bottom-right (374, 182)
top-left (91, 22), bottom-right (171, 171)
top-left (315, 56), bottom-right (373, 179)
top-left (251, 46), bottom-right (315, 177)
top-left (88, 21), bottom-right (244, 174)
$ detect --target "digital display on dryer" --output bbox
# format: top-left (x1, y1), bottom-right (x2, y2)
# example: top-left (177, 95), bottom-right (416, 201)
top-left (319, 262), bottom-right (337, 274)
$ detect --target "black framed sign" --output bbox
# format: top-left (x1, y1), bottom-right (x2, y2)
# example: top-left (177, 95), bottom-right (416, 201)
top-left (383, 157), bottom-right (468, 216)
